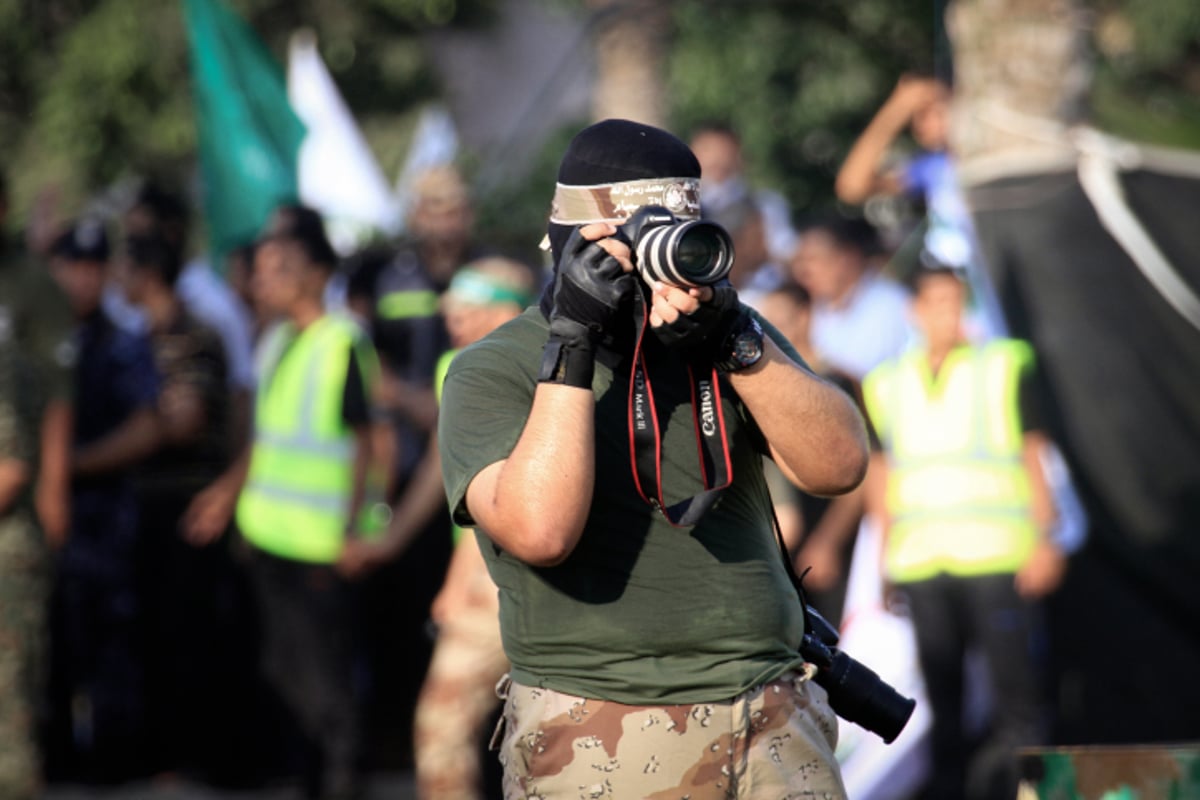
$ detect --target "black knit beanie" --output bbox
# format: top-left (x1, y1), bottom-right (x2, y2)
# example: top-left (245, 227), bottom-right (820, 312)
top-left (546, 119), bottom-right (701, 269)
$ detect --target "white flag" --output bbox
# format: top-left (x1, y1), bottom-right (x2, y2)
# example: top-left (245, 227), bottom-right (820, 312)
top-left (288, 29), bottom-right (401, 253)
top-left (393, 104), bottom-right (460, 231)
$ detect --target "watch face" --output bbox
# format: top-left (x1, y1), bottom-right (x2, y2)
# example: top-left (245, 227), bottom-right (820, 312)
top-left (734, 331), bottom-right (763, 365)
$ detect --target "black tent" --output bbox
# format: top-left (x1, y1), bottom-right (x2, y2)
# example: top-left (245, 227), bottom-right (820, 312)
top-left (967, 135), bottom-right (1200, 742)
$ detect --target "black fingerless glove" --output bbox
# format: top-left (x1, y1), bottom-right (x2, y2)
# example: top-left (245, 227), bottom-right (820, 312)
top-left (539, 229), bottom-right (634, 388)
top-left (650, 282), bottom-right (746, 363)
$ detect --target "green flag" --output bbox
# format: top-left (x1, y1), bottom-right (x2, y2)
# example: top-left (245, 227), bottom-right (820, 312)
top-left (183, 0), bottom-right (305, 262)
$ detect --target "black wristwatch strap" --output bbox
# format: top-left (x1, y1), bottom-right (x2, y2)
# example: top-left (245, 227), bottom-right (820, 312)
top-left (713, 314), bottom-right (765, 373)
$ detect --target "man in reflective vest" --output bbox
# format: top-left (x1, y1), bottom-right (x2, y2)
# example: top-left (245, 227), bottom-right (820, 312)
top-left (862, 261), bottom-right (1066, 800)
top-left (235, 204), bottom-right (382, 800)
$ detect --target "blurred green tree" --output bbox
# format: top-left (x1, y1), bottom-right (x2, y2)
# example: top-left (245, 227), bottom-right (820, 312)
top-left (1, 0), bottom-right (1194, 248)
top-left (0, 0), bottom-right (495, 230)
top-left (663, 0), bottom-right (1199, 220)
top-left (666, 0), bottom-right (941, 217)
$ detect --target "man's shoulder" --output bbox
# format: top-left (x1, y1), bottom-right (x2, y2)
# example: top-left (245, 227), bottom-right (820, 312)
top-left (95, 314), bottom-right (155, 370)
top-left (448, 309), bottom-right (544, 378)
top-left (1, 246), bottom-right (66, 310)
top-left (981, 336), bottom-right (1034, 367)
top-left (176, 310), bottom-right (228, 360)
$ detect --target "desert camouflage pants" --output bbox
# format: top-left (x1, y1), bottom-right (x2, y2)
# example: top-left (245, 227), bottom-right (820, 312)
top-left (0, 510), bottom-right (48, 800)
top-left (414, 603), bottom-right (509, 800)
top-left (496, 670), bottom-right (846, 800)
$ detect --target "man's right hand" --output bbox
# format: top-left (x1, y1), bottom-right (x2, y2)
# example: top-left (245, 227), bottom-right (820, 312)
top-left (181, 482), bottom-right (237, 546)
top-left (887, 74), bottom-right (945, 118)
top-left (540, 223), bottom-right (634, 388)
top-left (547, 223), bottom-right (635, 346)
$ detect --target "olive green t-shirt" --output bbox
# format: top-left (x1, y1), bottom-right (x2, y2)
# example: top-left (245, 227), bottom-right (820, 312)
top-left (0, 240), bottom-right (75, 470)
top-left (438, 306), bottom-right (810, 704)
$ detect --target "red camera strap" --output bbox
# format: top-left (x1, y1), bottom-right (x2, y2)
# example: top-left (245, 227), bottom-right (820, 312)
top-left (627, 293), bottom-right (733, 527)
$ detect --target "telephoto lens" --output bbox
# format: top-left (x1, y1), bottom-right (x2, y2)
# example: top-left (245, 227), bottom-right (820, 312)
top-left (799, 604), bottom-right (917, 744)
top-left (815, 649), bottom-right (917, 744)
top-left (617, 205), bottom-right (735, 288)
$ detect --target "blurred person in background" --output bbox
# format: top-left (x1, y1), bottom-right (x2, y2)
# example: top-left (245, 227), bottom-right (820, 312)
top-left (187, 204), bottom-right (384, 800)
top-left (836, 74), bottom-right (952, 209)
top-left (706, 194), bottom-right (783, 312)
top-left (0, 177), bottom-right (76, 799)
top-left (836, 74), bottom-right (1004, 340)
top-left (409, 258), bottom-right (535, 800)
top-left (756, 282), bottom-right (864, 627)
top-left (689, 121), bottom-right (797, 266)
top-left (371, 165), bottom-right (480, 474)
top-left (44, 220), bottom-right (160, 784)
top-left (114, 229), bottom-right (251, 782)
top-left (789, 216), bottom-right (911, 382)
top-left (359, 164), bottom-right (488, 767)
top-left (862, 261), bottom-right (1064, 800)
top-left (223, 240), bottom-right (264, 342)
top-left (118, 183), bottom-right (257, 406)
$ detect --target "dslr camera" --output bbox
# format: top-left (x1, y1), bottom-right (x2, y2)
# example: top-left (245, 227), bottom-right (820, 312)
top-left (800, 605), bottom-right (916, 744)
top-left (616, 205), bottom-right (735, 288)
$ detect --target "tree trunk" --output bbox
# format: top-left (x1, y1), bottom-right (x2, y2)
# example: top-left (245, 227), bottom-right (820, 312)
top-left (587, 0), bottom-right (671, 127)
top-left (947, 0), bottom-right (1091, 183)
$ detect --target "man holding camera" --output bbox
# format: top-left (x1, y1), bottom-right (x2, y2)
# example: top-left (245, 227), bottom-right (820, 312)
top-left (438, 119), bottom-right (868, 798)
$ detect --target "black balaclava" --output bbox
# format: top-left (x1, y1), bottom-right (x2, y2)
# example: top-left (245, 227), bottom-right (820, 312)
top-left (540, 119), bottom-right (702, 327)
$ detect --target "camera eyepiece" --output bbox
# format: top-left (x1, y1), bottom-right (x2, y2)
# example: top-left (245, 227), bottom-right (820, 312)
top-left (617, 205), bottom-right (735, 288)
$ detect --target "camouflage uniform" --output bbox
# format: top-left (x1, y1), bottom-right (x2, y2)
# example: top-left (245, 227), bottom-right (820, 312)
top-left (495, 671), bottom-right (845, 800)
top-left (0, 503), bottom-right (48, 800)
top-left (413, 538), bottom-right (509, 800)
top-left (0, 240), bottom-right (74, 798)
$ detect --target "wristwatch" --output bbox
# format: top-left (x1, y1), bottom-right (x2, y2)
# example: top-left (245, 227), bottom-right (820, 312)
top-left (714, 314), bottom-right (765, 373)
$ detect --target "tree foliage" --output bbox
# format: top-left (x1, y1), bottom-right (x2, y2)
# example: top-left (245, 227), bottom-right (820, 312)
top-left (662, 0), bottom-right (1199, 220)
top-left (0, 0), bottom-right (495, 226)
top-left (666, 0), bottom-right (941, 217)
top-left (1, 0), bottom-right (1194, 247)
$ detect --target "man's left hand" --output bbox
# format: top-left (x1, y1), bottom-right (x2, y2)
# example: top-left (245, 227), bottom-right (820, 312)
top-left (1014, 540), bottom-right (1067, 598)
top-left (336, 538), bottom-right (394, 580)
top-left (648, 281), bottom-right (712, 325)
top-left (649, 281), bottom-right (743, 362)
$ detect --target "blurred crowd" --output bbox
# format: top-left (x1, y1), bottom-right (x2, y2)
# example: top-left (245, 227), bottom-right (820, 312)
top-left (2, 73), bottom-right (1068, 800)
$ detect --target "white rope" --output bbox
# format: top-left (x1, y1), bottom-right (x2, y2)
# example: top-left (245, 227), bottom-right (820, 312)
top-left (959, 105), bottom-right (1200, 332)
top-left (1075, 131), bottom-right (1200, 332)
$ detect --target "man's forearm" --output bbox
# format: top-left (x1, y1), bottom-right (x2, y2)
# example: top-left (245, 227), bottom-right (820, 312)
top-left (808, 484), bottom-right (865, 547)
top-left (374, 436), bottom-right (447, 563)
top-left (0, 458), bottom-right (30, 515)
top-left (466, 383), bottom-right (596, 566)
top-left (36, 400), bottom-right (73, 542)
top-left (38, 400), bottom-right (72, 494)
top-left (345, 426), bottom-right (372, 537)
top-left (835, 96), bottom-right (910, 203)
top-left (729, 339), bottom-right (869, 497)
top-left (1022, 432), bottom-right (1057, 538)
top-left (73, 407), bottom-right (161, 477)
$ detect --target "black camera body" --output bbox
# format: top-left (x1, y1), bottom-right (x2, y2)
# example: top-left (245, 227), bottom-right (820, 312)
top-left (615, 205), bottom-right (735, 288)
top-left (800, 605), bottom-right (916, 744)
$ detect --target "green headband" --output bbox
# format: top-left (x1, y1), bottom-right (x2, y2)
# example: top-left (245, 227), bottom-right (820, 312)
top-left (445, 268), bottom-right (533, 309)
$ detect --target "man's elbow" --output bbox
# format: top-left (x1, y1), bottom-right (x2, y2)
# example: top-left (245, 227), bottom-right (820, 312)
top-left (521, 521), bottom-right (584, 567)
top-left (834, 174), bottom-right (868, 205)
top-left (834, 444), bottom-right (871, 495)
top-left (806, 437), bottom-right (869, 497)
top-left (489, 515), bottom-right (583, 568)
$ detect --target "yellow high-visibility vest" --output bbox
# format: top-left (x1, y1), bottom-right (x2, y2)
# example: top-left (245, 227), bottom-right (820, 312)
top-left (863, 339), bottom-right (1037, 582)
top-left (238, 314), bottom-right (383, 563)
